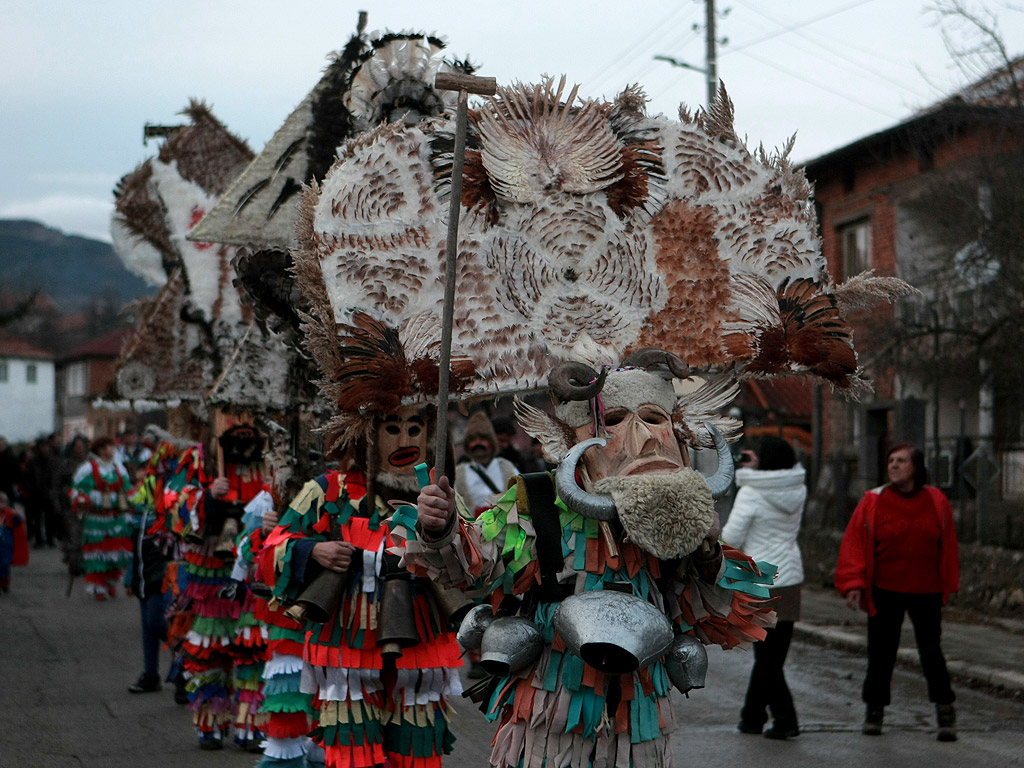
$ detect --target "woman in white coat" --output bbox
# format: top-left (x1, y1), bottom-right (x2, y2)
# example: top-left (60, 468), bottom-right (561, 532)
top-left (722, 436), bottom-right (806, 740)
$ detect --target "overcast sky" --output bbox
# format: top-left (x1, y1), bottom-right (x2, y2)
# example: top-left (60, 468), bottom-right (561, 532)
top-left (3, 0), bottom-right (1023, 243)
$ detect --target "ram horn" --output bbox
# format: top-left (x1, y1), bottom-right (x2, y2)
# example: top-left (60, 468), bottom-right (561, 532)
top-left (620, 348), bottom-right (691, 380)
top-left (703, 421), bottom-right (734, 499)
top-left (548, 362), bottom-right (606, 404)
top-left (555, 438), bottom-right (617, 520)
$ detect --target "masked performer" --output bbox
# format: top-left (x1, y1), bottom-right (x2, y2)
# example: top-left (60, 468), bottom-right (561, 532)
top-left (261, 396), bottom-right (465, 768)
top-left (402, 354), bottom-right (776, 767)
top-left (71, 437), bottom-right (133, 600)
top-left (280, 70), bottom-right (910, 768)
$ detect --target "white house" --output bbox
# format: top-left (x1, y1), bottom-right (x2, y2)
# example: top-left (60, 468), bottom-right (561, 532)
top-left (0, 330), bottom-right (55, 443)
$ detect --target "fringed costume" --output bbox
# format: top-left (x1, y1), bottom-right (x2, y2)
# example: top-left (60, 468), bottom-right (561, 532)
top-left (395, 471), bottom-right (775, 767)
top-left (71, 457), bottom-right (132, 599)
top-left (262, 470), bottom-right (463, 768)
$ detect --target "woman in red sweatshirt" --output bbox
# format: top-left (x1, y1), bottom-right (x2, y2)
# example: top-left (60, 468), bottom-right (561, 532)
top-left (835, 443), bottom-right (959, 742)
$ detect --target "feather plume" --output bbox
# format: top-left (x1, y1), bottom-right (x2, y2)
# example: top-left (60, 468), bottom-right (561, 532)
top-left (513, 397), bottom-right (574, 464)
top-left (834, 270), bottom-right (918, 315)
top-left (672, 376), bottom-right (743, 448)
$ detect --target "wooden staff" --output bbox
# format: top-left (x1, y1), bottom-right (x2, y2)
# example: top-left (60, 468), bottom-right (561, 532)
top-left (432, 72), bottom-right (498, 479)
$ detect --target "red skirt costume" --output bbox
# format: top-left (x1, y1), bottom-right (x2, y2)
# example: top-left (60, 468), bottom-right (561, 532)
top-left (262, 470), bottom-right (461, 768)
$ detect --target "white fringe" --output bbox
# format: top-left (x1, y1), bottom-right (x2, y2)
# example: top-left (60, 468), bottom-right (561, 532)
top-left (262, 736), bottom-right (308, 759)
top-left (264, 654), bottom-right (304, 679)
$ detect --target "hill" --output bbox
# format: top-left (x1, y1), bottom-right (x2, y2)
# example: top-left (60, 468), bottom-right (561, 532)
top-left (0, 219), bottom-right (153, 310)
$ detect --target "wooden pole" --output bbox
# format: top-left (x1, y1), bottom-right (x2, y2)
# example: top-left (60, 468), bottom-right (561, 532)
top-left (432, 73), bottom-right (497, 480)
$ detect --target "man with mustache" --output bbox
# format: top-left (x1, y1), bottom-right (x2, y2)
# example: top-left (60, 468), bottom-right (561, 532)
top-left (261, 406), bottom-right (464, 768)
top-left (403, 353), bottom-right (776, 768)
top-left (455, 411), bottom-right (520, 515)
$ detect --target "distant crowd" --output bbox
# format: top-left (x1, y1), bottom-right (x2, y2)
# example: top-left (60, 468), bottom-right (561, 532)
top-left (0, 429), bottom-right (151, 556)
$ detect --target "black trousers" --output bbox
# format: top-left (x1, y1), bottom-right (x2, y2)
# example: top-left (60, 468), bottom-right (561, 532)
top-left (863, 587), bottom-right (955, 707)
top-left (740, 620), bottom-right (798, 730)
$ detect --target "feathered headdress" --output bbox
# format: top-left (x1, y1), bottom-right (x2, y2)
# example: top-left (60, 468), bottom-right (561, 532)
top-left (297, 77), bottom-right (911, 415)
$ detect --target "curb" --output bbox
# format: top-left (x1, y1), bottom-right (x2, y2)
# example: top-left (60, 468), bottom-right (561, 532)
top-left (793, 623), bottom-right (1024, 696)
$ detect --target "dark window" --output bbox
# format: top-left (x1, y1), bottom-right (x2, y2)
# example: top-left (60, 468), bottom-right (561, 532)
top-left (839, 218), bottom-right (871, 279)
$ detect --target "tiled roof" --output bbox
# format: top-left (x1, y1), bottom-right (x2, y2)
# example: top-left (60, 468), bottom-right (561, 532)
top-left (64, 326), bottom-right (134, 359)
top-left (0, 330), bottom-right (53, 360)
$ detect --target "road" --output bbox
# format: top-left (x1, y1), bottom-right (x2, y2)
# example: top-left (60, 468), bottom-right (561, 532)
top-left (2, 547), bottom-right (1023, 767)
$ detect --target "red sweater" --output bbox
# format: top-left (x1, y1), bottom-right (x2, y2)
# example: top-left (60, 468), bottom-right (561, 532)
top-left (835, 485), bottom-right (959, 615)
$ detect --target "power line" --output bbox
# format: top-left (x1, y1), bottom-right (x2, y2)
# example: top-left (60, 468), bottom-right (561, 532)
top-left (730, 0), bottom-right (934, 100)
top-left (585, 3), bottom-right (701, 90)
top-left (733, 47), bottom-right (905, 119)
top-left (724, 0), bottom-right (883, 55)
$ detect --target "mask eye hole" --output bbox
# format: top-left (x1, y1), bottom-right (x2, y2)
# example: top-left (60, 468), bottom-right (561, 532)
top-left (408, 425), bottom-right (421, 437)
top-left (639, 406), bottom-right (668, 425)
top-left (603, 409), bottom-right (626, 427)
top-left (384, 424), bottom-right (401, 435)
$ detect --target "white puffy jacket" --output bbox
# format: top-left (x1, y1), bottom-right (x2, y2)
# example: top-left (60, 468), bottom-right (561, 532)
top-left (721, 465), bottom-right (806, 588)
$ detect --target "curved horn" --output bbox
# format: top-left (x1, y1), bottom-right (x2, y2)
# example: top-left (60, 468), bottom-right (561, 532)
top-left (548, 362), bottom-right (607, 404)
top-left (702, 421), bottom-right (734, 499)
top-left (555, 438), bottom-right (617, 520)
top-left (621, 348), bottom-right (690, 379)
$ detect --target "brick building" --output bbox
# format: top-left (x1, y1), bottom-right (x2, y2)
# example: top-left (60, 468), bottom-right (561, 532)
top-left (58, 326), bottom-right (135, 441)
top-left (803, 59), bottom-right (1024, 536)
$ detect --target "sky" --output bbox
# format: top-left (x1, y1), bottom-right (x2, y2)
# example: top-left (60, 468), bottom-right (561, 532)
top-left (3, 0), bottom-right (1024, 244)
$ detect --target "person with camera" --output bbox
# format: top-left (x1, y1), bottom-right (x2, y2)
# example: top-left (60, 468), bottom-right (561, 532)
top-left (722, 436), bottom-right (806, 740)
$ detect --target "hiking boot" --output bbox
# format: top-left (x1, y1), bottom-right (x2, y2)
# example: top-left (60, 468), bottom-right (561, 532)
top-left (862, 706), bottom-right (884, 735)
top-left (198, 734), bottom-right (223, 751)
top-left (128, 672), bottom-right (162, 693)
top-left (936, 704), bottom-right (957, 742)
top-left (173, 674), bottom-right (189, 705)
top-left (763, 724), bottom-right (800, 740)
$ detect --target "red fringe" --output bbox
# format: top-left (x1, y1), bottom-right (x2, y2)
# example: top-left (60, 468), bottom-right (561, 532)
top-left (264, 712), bottom-right (311, 738)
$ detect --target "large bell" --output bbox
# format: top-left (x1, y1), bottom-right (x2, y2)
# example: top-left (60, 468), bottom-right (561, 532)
top-left (426, 581), bottom-right (476, 628)
top-left (248, 561), bottom-right (273, 599)
top-left (214, 517), bottom-right (240, 559)
top-left (293, 568), bottom-right (348, 624)
top-left (456, 604), bottom-right (495, 652)
top-left (376, 566), bottom-right (420, 657)
top-left (664, 634), bottom-right (709, 694)
top-left (479, 616), bottom-right (544, 677)
top-left (554, 590), bottom-right (674, 675)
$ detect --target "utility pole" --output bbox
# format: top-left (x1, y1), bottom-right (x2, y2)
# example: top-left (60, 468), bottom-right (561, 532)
top-left (705, 0), bottom-right (718, 105)
top-left (654, 0), bottom-right (725, 108)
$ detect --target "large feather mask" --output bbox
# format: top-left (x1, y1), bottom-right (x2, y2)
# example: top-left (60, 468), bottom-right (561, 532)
top-left (295, 77), bottom-right (911, 408)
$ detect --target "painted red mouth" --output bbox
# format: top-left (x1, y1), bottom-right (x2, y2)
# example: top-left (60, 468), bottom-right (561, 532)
top-left (389, 447), bottom-right (421, 467)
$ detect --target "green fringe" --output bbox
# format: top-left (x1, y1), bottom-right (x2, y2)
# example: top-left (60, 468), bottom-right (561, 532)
top-left (260, 691), bottom-right (314, 712)
top-left (190, 616), bottom-right (238, 637)
top-left (382, 710), bottom-right (455, 758)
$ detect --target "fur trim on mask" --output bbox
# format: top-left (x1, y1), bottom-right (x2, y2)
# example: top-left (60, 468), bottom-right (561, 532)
top-left (593, 468), bottom-right (714, 559)
top-left (555, 368), bottom-right (677, 429)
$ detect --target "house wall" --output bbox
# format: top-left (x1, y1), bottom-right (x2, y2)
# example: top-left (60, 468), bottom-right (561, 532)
top-left (807, 120), bottom-right (1024, 503)
top-left (0, 356), bottom-right (56, 443)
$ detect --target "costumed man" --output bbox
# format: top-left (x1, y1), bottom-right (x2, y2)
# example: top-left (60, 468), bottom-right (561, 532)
top-left (261, 398), bottom-right (465, 768)
top-left (0, 491), bottom-right (28, 593)
top-left (234, 489), bottom-right (318, 768)
top-left (71, 437), bottom-right (133, 600)
top-left (403, 352), bottom-right (777, 768)
top-left (455, 411), bottom-right (520, 516)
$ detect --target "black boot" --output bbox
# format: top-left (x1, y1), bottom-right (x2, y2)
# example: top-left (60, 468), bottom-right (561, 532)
top-left (862, 706), bottom-right (884, 735)
top-left (936, 704), bottom-right (957, 742)
top-left (173, 673), bottom-right (189, 705)
top-left (128, 672), bottom-right (162, 693)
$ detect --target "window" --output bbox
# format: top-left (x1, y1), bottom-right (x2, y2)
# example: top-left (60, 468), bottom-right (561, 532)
top-left (839, 218), bottom-right (871, 279)
top-left (26, 363), bottom-right (37, 384)
top-left (0, 361), bottom-right (7, 382)
top-left (66, 362), bottom-right (87, 397)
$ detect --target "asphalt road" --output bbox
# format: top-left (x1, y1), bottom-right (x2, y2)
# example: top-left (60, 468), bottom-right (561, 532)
top-left (2, 547), bottom-right (1023, 767)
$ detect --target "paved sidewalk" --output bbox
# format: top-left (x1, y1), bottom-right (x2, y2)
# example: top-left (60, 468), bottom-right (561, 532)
top-left (796, 585), bottom-right (1024, 696)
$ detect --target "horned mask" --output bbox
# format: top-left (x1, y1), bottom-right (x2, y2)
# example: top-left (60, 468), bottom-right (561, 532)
top-left (516, 349), bottom-right (739, 559)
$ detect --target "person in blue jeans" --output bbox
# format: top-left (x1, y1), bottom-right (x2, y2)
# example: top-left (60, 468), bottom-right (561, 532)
top-left (125, 469), bottom-right (171, 695)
